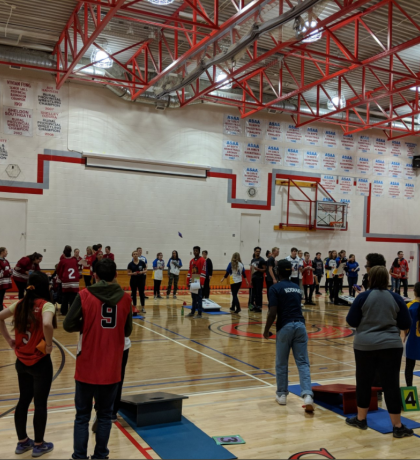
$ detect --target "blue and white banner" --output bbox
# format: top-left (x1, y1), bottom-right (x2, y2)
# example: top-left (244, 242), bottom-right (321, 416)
top-left (372, 179), bottom-right (385, 197)
top-left (356, 156), bottom-right (372, 175)
top-left (373, 136), bottom-right (388, 155)
top-left (388, 180), bottom-right (402, 199)
top-left (223, 114), bottom-right (242, 136)
top-left (322, 152), bottom-right (337, 171)
top-left (357, 134), bottom-right (372, 153)
top-left (284, 147), bottom-right (302, 167)
top-left (323, 128), bottom-right (339, 149)
top-left (244, 141), bottom-right (262, 163)
top-left (222, 139), bottom-right (242, 161)
top-left (303, 126), bottom-right (322, 146)
top-left (303, 150), bottom-right (320, 169)
top-left (388, 159), bottom-right (403, 178)
top-left (356, 177), bottom-right (370, 196)
top-left (266, 121), bottom-right (283, 141)
top-left (284, 124), bottom-right (303, 144)
top-left (339, 154), bottom-right (355, 173)
top-left (373, 157), bottom-right (388, 176)
top-left (265, 145), bottom-right (283, 165)
top-left (243, 167), bottom-right (260, 187)
top-left (338, 176), bottom-right (354, 195)
top-left (245, 117), bottom-right (263, 138)
top-left (404, 182), bottom-right (415, 199)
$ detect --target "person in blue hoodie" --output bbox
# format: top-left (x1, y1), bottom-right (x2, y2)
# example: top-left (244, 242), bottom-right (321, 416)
top-left (404, 282), bottom-right (420, 387)
top-left (346, 254), bottom-right (360, 297)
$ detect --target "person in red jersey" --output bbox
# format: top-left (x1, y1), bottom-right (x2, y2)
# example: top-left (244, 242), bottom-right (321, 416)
top-left (103, 246), bottom-right (115, 261)
top-left (82, 246), bottom-right (94, 287)
top-left (186, 246), bottom-right (206, 318)
top-left (302, 252), bottom-right (316, 306)
top-left (0, 272), bottom-right (56, 457)
top-left (13, 253), bottom-right (43, 299)
top-left (0, 246), bottom-right (12, 311)
top-left (57, 246), bottom-right (80, 316)
top-left (64, 258), bottom-right (132, 460)
top-left (74, 248), bottom-right (83, 277)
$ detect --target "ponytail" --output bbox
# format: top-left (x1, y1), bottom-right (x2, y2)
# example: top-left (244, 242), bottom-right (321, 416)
top-left (13, 272), bottom-right (56, 333)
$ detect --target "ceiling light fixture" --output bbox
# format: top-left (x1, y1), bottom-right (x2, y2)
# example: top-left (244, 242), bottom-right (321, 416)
top-left (327, 93), bottom-right (346, 111)
top-left (91, 45), bottom-right (113, 69)
top-left (127, 24), bottom-right (134, 35)
top-left (216, 71), bottom-right (232, 89)
top-left (146, 0), bottom-right (175, 5)
top-left (299, 20), bottom-right (322, 43)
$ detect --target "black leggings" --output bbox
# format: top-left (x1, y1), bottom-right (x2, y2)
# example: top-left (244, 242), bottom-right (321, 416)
top-left (354, 348), bottom-right (403, 414)
top-left (326, 277), bottom-right (333, 294)
top-left (0, 289), bottom-right (6, 311)
top-left (83, 275), bottom-right (92, 287)
top-left (130, 276), bottom-right (145, 307)
top-left (61, 291), bottom-right (77, 316)
top-left (304, 284), bottom-right (314, 302)
top-left (348, 277), bottom-right (358, 297)
top-left (15, 355), bottom-right (53, 443)
top-left (405, 358), bottom-right (416, 387)
top-left (315, 276), bottom-right (322, 293)
top-left (154, 279), bottom-right (162, 296)
top-left (230, 282), bottom-right (242, 310)
top-left (15, 280), bottom-right (27, 300)
top-left (332, 276), bottom-right (342, 302)
top-left (112, 348), bottom-right (129, 418)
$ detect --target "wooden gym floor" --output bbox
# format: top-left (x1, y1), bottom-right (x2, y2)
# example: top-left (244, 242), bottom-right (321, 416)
top-left (1, 288), bottom-right (420, 460)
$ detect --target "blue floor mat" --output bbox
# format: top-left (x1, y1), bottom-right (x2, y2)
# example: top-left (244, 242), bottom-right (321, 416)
top-left (288, 384), bottom-right (420, 434)
top-left (119, 408), bottom-right (236, 460)
top-left (132, 315), bottom-right (144, 319)
top-left (184, 305), bottom-right (229, 315)
top-left (413, 371), bottom-right (420, 378)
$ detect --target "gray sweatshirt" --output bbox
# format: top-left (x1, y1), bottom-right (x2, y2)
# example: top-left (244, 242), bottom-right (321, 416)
top-left (346, 289), bottom-right (411, 351)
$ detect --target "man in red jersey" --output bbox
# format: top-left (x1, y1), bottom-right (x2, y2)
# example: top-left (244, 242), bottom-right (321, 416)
top-left (186, 246), bottom-right (206, 318)
top-left (103, 246), bottom-right (115, 261)
top-left (57, 245), bottom-right (80, 316)
top-left (64, 258), bottom-right (132, 460)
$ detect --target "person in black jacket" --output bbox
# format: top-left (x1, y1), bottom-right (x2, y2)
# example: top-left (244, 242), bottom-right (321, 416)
top-left (202, 251), bottom-right (213, 299)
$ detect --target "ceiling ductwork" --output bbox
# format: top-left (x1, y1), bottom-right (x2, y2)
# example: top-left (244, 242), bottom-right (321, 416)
top-left (0, 44), bottom-right (417, 130)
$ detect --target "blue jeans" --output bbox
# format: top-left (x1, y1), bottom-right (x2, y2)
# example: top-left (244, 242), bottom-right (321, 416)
top-left (72, 381), bottom-right (118, 459)
top-left (391, 277), bottom-right (395, 292)
top-left (275, 321), bottom-right (313, 397)
top-left (191, 288), bottom-right (203, 314)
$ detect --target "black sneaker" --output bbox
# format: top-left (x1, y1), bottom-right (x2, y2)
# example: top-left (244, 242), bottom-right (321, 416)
top-left (230, 307), bottom-right (235, 313)
top-left (345, 416), bottom-right (368, 430)
top-left (393, 424), bottom-right (414, 438)
top-left (235, 307), bottom-right (241, 314)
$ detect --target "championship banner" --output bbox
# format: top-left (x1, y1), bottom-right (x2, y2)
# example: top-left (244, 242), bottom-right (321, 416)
top-left (284, 147), bottom-right (302, 167)
top-left (303, 126), bottom-right (322, 146)
top-left (223, 114), bottom-right (242, 136)
top-left (3, 79), bottom-right (34, 108)
top-left (0, 138), bottom-right (7, 164)
top-left (404, 182), bottom-right (415, 200)
top-left (390, 139), bottom-right (404, 156)
top-left (339, 154), bottom-right (354, 173)
top-left (356, 156), bottom-right (372, 175)
top-left (303, 150), bottom-right (320, 169)
top-left (388, 160), bottom-right (403, 178)
top-left (388, 180), bottom-right (402, 199)
top-left (373, 137), bottom-right (388, 155)
top-left (357, 134), bottom-right (372, 153)
top-left (322, 152), bottom-right (337, 171)
top-left (339, 132), bottom-right (356, 151)
top-left (36, 83), bottom-right (65, 138)
top-left (372, 179), bottom-right (385, 197)
top-left (321, 174), bottom-right (337, 193)
top-left (405, 141), bottom-right (418, 159)
top-left (265, 145), bottom-right (283, 165)
top-left (243, 167), bottom-right (260, 187)
top-left (3, 107), bottom-right (33, 136)
top-left (323, 128), bottom-right (339, 149)
top-left (36, 110), bottom-right (63, 138)
top-left (404, 162), bottom-right (415, 180)
top-left (244, 142), bottom-right (262, 163)
top-left (222, 139), bottom-right (242, 161)
top-left (338, 176), bottom-right (354, 195)
top-left (356, 177), bottom-right (370, 196)
top-left (340, 198), bottom-right (351, 215)
top-left (266, 120), bottom-right (283, 141)
top-left (245, 118), bottom-right (263, 138)
top-left (373, 157), bottom-right (388, 176)
top-left (284, 123), bottom-right (303, 144)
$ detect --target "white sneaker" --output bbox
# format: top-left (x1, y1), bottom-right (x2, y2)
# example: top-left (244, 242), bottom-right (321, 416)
top-left (303, 395), bottom-right (314, 412)
top-left (276, 395), bottom-right (287, 405)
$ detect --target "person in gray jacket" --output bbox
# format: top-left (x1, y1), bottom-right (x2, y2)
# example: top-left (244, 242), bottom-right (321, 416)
top-left (345, 265), bottom-right (412, 438)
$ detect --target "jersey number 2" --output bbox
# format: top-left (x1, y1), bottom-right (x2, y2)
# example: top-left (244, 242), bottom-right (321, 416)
top-left (101, 304), bottom-right (117, 329)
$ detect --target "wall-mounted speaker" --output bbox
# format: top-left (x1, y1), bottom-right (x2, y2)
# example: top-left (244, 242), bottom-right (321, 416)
top-left (413, 156), bottom-right (420, 169)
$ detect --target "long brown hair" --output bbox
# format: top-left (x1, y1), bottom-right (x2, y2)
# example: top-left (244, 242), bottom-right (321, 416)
top-left (231, 252), bottom-right (242, 272)
top-left (13, 272), bottom-right (57, 333)
top-left (368, 266), bottom-right (389, 290)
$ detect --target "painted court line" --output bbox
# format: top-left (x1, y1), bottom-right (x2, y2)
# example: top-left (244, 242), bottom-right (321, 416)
top-left (53, 338), bottom-right (76, 360)
top-left (133, 321), bottom-right (274, 387)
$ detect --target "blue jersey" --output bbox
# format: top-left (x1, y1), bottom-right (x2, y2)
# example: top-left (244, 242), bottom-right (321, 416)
top-left (406, 301), bottom-right (420, 360)
top-left (346, 261), bottom-right (360, 278)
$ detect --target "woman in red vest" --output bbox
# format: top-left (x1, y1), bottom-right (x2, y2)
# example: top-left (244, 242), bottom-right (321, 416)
top-left (0, 271), bottom-right (56, 457)
top-left (12, 252), bottom-right (43, 299)
top-left (0, 246), bottom-right (12, 311)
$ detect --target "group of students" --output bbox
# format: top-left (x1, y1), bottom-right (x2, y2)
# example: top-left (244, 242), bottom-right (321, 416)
top-left (263, 251), bottom-right (420, 439)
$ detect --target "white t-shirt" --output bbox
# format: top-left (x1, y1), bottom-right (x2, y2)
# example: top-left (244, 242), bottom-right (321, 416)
top-left (286, 256), bottom-right (302, 278)
top-left (328, 258), bottom-right (337, 276)
top-left (154, 260), bottom-right (164, 280)
top-left (230, 262), bottom-right (245, 284)
top-left (168, 260), bottom-right (181, 276)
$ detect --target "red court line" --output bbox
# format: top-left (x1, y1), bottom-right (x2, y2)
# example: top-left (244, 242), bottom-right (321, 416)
top-left (114, 421), bottom-right (153, 459)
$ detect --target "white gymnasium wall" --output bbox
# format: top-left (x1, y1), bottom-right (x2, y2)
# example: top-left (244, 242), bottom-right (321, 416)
top-left (0, 68), bottom-right (418, 283)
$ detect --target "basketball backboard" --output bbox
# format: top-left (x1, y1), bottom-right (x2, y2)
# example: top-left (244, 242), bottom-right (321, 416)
top-left (316, 201), bottom-right (347, 230)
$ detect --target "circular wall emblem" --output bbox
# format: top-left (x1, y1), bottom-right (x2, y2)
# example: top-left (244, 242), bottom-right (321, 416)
top-left (211, 321), bottom-right (353, 340)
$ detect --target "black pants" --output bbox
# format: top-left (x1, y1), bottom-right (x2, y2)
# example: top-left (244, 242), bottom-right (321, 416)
top-left (112, 349), bottom-right (129, 418)
top-left (304, 284), bottom-right (314, 302)
top-left (73, 380), bottom-right (118, 459)
top-left (61, 291), bottom-right (77, 316)
top-left (252, 277), bottom-right (263, 308)
top-left (0, 289), bottom-right (6, 311)
top-left (230, 282), bottom-right (242, 311)
top-left (354, 348), bottom-right (403, 414)
top-left (332, 276), bottom-right (342, 302)
top-left (326, 277), bottom-right (333, 294)
top-left (154, 280), bottom-right (162, 297)
top-left (15, 280), bottom-right (27, 300)
top-left (83, 275), bottom-right (92, 287)
top-left (405, 358), bottom-right (416, 387)
top-left (290, 277), bottom-right (299, 286)
top-left (130, 276), bottom-right (145, 307)
top-left (203, 277), bottom-right (211, 299)
top-left (266, 278), bottom-right (273, 302)
top-left (397, 278), bottom-right (408, 298)
top-left (315, 276), bottom-right (322, 293)
top-left (15, 355), bottom-right (53, 443)
top-left (348, 277), bottom-right (358, 297)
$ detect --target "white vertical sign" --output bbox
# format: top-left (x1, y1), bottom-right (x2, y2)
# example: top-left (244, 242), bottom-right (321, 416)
top-left (373, 157), bottom-right (388, 176)
top-left (323, 128), bottom-right (339, 148)
top-left (303, 150), bottom-right (320, 169)
top-left (340, 133), bottom-right (356, 151)
top-left (356, 156), bottom-right (372, 175)
top-left (404, 182), bottom-right (415, 199)
top-left (405, 141), bottom-right (418, 159)
top-left (338, 176), bottom-right (354, 195)
top-left (3, 107), bottom-right (33, 136)
top-left (265, 145), bottom-right (283, 165)
top-left (321, 174), bottom-right (337, 193)
top-left (372, 179), bottom-right (385, 197)
top-left (356, 177), bottom-right (370, 196)
top-left (388, 160), bottom-right (403, 178)
top-left (339, 154), bottom-right (355, 173)
top-left (243, 167), bottom-right (260, 187)
top-left (0, 138), bottom-right (7, 164)
top-left (388, 180), bottom-right (402, 199)
top-left (223, 114), bottom-right (242, 136)
top-left (244, 141), bottom-right (262, 163)
top-left (373, 137), bottom-right (388, 155)
top-left (222, 139), bottom-right (242, 161)
top-left (245, 118), bottom-right (263, 138)
top-left (303, 126), bottom-right (322, 146)
top-left (3, 79), bottom-right (34, 108)
top-left (284, 147), bottom-right (302, 167)
top-left (357, 134), bottom-right (372, 153)
top-left (284, 124), bottom-right (303, 144)
top-left (322, 152), bottom-right (337, 171)
top-left (266, 121), bottom-right (283, 141)
top-left (403, 162), bottom-right (415, 180)
top-left (390, 139), bottom-right (404, 156)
